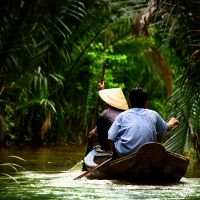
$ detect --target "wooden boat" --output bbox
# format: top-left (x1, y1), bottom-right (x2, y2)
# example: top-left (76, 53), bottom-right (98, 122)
top-left (83, 142), bottom-right (190, 183)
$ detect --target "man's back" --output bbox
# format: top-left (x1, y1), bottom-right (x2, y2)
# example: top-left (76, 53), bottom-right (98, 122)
top-left (108, 108), bottom-right (168, 156)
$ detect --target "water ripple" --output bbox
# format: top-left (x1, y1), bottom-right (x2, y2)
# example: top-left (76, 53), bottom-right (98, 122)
top-left (1, 170), bottom-right (200, 200)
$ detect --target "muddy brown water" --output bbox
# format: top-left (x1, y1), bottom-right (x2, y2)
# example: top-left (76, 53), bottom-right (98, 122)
top-left (0, 145), bottom-right (200, 200)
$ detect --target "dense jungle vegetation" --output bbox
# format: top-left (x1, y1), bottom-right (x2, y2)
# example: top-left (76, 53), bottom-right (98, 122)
top-left (0, 0), bottom-right (199, 159)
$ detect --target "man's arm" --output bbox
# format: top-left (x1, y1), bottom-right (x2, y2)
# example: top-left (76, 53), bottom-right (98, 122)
top-left (88, 127), bottom-right (97, 138)
top-left (87, 82), bottom-right (105, 139)
top-left (167, 117), bottom-right (179, 131)
top-left (98, 81), bottom-right (105, 90)
top-left (109, 140), bottom-right (118, 159)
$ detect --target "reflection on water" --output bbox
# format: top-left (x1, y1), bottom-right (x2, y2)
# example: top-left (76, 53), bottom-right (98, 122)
top-left (1, 170), bottom-right (200, 200)
top-left (0, 145), bottom-right (200, 200)
top-left (0, 145), bottom-right (86, 172)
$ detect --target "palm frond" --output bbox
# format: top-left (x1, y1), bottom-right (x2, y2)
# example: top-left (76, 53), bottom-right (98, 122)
top-left (131, 0), bottom-right (158, 36)
top-left (145, 44), bottom-right (172, 96)
top-left (0, 173), bottom-right (19, 184)
top-left (128, 0), bottom-right (200, 157)
top-left (164, 83), bottom-right (200, 156)
top-left (164, 124), bottom-right (190, 155)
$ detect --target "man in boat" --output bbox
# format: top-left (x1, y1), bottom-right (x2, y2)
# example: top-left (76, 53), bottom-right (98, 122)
top-left (88, 82), bottom-right (129, 151)
top-left (108, 87), bottom-right (179, 158)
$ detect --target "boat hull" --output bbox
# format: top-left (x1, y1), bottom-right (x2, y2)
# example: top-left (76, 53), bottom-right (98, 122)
top-left (85, 142), bottom-right (190, 183)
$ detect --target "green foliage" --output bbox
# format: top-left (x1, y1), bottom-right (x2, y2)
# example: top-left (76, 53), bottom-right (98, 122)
top-left (84, 43), bottom-right (128, 130)
top-left (1, 0), bottom-right (197, 154)
top-left (117, 0), bottom-right (200, 157)
top-left (1, 0), bottom-right (106, 144)
top-left (83, 35), bottom-right (172, 131)
top-left (152, 0), bottom-right (200, 157)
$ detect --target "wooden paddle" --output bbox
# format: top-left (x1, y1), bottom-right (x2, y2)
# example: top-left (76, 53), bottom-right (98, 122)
top-left (91, 59), bottom-right (107, 129)
top-left (74, 157), bottom-right (112, 180)
top-left (82, 59), bottom-right (108, 171)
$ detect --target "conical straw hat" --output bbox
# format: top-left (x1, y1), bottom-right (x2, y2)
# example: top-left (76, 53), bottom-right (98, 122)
top-left (99, 88), bottom-right (128, 110)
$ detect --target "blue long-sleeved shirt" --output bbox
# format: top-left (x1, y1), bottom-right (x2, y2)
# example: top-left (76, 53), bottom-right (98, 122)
top-left (108, 108), bottom-right (168, 156)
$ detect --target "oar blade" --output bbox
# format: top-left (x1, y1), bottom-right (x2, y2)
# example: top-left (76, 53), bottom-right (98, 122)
top-left (74, 157), bottom-right (112, 180)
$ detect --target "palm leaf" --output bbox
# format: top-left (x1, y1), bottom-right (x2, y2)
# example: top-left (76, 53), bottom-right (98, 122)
top-left (0, 173), bottom-right (19, 184)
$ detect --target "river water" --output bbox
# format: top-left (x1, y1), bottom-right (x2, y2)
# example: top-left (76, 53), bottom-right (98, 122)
top-left (0, 145), bottom-right (200, 200)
